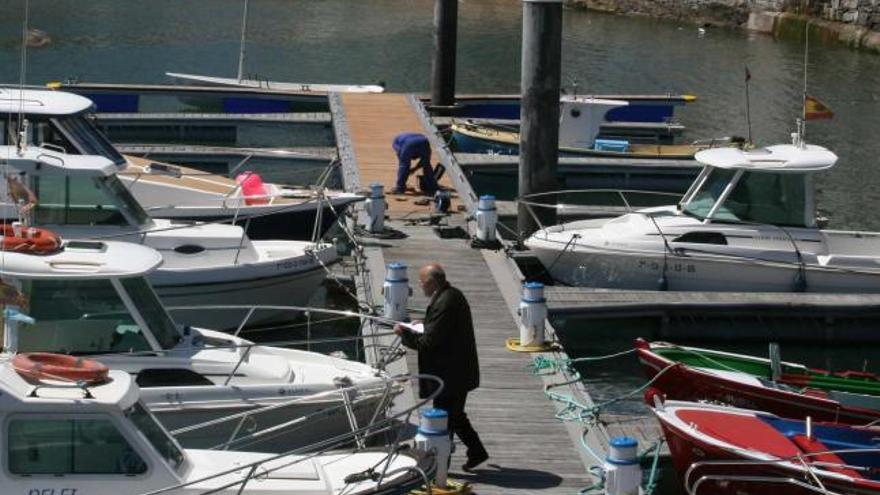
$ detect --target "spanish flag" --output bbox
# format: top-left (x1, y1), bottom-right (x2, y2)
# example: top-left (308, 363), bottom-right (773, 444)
top-left (804, 95), bottom-right (833, 120)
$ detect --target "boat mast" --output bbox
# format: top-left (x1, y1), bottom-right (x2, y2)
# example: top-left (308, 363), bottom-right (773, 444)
top-left (236, 0), bottom-right (249, 82)
top-left (798, 21), bottom-right (810, 147)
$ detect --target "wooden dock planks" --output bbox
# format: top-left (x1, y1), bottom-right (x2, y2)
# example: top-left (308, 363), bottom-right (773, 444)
top-left (380, 219), bottom-right (592, 494)
top-left (339, 93), bottom-right (457, 215)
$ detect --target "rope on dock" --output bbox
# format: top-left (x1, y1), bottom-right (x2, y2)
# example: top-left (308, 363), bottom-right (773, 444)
top-left (527, 347), bottom-right (669, 494)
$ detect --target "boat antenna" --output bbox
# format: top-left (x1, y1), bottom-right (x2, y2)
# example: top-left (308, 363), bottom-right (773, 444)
top-left (744, 65), bottom-right (753, 145)
top-left (236, 0), bottom-right (250, 83)
top-left (797, 21), bottom-right (810, 147)
top-left (16, 0), bottom-right (30, 156)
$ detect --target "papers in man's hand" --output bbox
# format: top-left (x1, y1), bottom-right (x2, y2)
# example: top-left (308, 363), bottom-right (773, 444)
top-left (401, 322), bottom-right (424, 334)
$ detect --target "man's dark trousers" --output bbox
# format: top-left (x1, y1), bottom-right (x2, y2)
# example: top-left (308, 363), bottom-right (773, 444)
top-left (434, 392), bottom-right (485, 460)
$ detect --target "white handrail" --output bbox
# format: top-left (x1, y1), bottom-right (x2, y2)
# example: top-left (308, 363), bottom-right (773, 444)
top-left (136, 373), bottom-right (442, 495)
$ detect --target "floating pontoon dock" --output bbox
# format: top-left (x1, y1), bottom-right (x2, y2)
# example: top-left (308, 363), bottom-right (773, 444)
top-left (331, 92), bottom-right (666, 493)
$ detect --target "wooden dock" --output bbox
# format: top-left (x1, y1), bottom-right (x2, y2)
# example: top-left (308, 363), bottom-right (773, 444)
top-left (333, 93), bottom-right (460, 215)
top-left (331, 92), bottom-right (667, 494)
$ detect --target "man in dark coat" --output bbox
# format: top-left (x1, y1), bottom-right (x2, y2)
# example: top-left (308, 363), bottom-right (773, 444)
top-left (394, 263), bottom-right (489, 471)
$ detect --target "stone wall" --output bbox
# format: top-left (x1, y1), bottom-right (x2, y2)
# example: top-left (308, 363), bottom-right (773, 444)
top-left (568, 0), bottom-right (879, 28)
top-left (566, 0), bottom-right (880, 52)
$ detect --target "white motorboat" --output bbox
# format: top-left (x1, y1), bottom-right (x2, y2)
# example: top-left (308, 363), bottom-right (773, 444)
top-left (0, 87), bottom-right (363, 240)
top-left (526, 133), bottom-right (880, 292)
top-left (1, 239), bottom-right (400, 452)
top-left (0, 148), bottom-right (336, 330)
top-left (0, 357), bottom-right (432, 495)
top-left (122, 157), bottom-right (364, 241)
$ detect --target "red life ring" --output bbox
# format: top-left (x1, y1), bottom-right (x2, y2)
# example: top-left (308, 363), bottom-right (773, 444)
top-left (12, 353), bottom-right (109, 384)
top-left (1, 224), bottom-right (62, 255)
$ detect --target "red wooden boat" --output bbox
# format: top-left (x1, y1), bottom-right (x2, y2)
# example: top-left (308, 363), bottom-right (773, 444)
top-left (650, 399), bottom-right (880, 495)
top-left (636, 338), bottom-right (880, 425)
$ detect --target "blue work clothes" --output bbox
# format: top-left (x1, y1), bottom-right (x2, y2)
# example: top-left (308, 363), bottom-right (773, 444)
top-left (392, 133), bottom-right (437, 193)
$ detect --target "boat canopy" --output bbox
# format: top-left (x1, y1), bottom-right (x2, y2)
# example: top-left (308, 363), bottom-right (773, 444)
top-left (0, 90), bottom-right (126, 166)
top-left (695, 144), bottom-right (837, 172)
top-left (0, 87), bottom-right (93, 115)
top-left (679, 143), bottom-right (834, 227)
top-left (0, 240), bottom-right (162, 279)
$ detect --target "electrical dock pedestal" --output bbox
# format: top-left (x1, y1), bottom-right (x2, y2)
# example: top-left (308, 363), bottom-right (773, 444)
top-left (330, 91), bottom-right (666, 494)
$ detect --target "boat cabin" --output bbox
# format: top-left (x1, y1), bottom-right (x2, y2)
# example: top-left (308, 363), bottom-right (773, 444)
top-left (1, 150), bottom-right (155, 229)
top-left (558, 96), bottom-right (629, 150)
top-left (0, 87), bottom-right (126, 166)
top-left (0, 361), bottom-right (189, 490)
top-left (0, 240), bottom-right (185, 358)
top-left (678, 143), bottom-right (838, 228)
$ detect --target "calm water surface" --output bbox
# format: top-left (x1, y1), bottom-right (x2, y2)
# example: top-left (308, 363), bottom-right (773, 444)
top-left (2, 0), bottom-right (878, 228)
top-left (1, 2), bottom-right (878, 487)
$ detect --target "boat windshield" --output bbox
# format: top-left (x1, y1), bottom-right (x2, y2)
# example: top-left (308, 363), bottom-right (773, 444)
top-left (52, 114), bottom-right (127, 166)
top-left (31, 173), bottom-right (151, 227)
top-left (125, 401), bottom-right (186, 472)
top-left (17, 277), bottom-right (180, 354)
top-left (119, 277), bottom-right (182, 350)
top-left (682, 169), bottom-right (809, 227)
top-left (0, 113), bottom-right (126, 166)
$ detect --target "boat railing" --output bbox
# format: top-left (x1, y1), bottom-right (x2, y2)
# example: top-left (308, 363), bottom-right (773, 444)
top-left (136, 373), bottom-right (442, 495)
top-left (688, 474), bottom-right (845, 495)
top-left (167, 372), bottom-right (412, 453)
top-left (684, 448), bottom-right (880, 495)
top-left (517, 188), bottom-right (682, 230)
top-left (162, 303), bottom-right (407, 370)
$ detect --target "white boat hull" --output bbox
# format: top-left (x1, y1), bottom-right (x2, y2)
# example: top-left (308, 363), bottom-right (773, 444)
top-left (528, 239), bottom-right (880, 292)
top-left (155, 264), bottom-right (330, 329)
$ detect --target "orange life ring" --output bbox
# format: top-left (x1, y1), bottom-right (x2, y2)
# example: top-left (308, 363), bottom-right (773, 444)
top-left (12, 353), bottom-right (109, 384)
top-left (0, 224), bottom-right (62, 255)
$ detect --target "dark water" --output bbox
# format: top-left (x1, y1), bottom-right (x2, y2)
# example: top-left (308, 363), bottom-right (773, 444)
top-left (2, 0), bottom-right (878, 228)
top-left (2, 2), bottom-right (878, 488)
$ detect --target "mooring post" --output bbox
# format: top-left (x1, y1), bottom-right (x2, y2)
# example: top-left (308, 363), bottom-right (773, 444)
top-left (431, 0), bottom-right (458, 109)
top-left (518, 0), bottom-right (561, 237)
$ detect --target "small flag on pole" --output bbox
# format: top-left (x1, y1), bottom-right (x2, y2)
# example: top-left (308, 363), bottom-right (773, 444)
top-left (745, 66), bottom-right (751, 82)
top-left (804, 95), bottom-right (833, 120)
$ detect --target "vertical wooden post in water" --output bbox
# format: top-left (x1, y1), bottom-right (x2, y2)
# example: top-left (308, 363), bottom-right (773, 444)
top-left (431, 0), bottom-right (458, 108)
top-left (518, 0), bottom-right (561, 237)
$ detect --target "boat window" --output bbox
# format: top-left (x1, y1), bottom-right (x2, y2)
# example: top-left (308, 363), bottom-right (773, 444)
top-left (30, 174), bottom-right (150, 227)
top-left (19, 278), bottom-right (153, 354)
top-left (725, 172), bottom-right (808, 227)
top-left (51, 114), bottom-right (127, 166)
top-left (683, 169), bottom-right (808, 227)
top-left (8, 417), bottom-right (147, 475)
top-left (100, 175), bottom-right (152, 225)
top-left (671, 231), bottom-right (727, 245)
top-left (125, 402), bottom-right (185, 471)
top-left (120, 277), bottom-right (182, 350)
top-left (681, 168), bottom-right (739, 220)
top-left (136, 368), bottom-right (213, 387)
